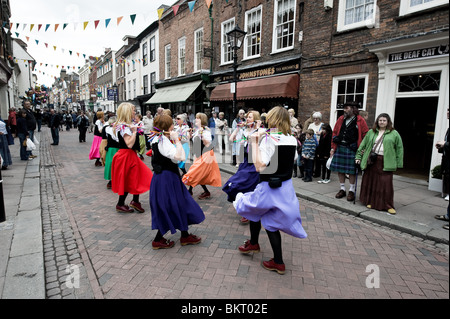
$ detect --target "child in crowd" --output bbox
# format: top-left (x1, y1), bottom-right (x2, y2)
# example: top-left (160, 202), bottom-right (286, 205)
top-left (301, 129), bottom-right (316, 182)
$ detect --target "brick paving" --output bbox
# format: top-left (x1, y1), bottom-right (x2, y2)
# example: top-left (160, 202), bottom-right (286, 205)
top-left (40, 127), bottom-right (448, 299)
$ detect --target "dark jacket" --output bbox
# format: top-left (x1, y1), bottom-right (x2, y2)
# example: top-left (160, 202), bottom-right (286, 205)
top-left (50, 113), bottom-right (61, 129)
top-left (16, 117), bottom-right (29, 136)
top-left (24, 108), bottom-right (37, 131)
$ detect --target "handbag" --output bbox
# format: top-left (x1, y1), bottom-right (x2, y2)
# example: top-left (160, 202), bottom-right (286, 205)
top-left (367, 135), bottom-right (384, 166)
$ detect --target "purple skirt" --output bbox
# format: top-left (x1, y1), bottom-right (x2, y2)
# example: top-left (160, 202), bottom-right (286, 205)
top-left (150, 170), bottom-right (205, 235)
top-left (222, 157), bottom-right (260, 202)
top-left (235, 179), bottom-right (307, 239)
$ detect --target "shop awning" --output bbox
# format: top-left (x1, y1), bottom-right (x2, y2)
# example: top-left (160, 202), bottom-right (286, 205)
top-left (210, 74), bottom-right (299, 101)
top-left (145, 80), bottom-right (203, 104)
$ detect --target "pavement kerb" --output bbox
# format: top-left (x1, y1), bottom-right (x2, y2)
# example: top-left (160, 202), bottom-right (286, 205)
top-left (218, 166), bottom-right (449, 246)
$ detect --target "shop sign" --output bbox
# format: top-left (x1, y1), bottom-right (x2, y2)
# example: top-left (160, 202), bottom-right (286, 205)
top-left (214, 62), bottom-right (300, 83)
top-left (387, 44), bottom-right (449, 64)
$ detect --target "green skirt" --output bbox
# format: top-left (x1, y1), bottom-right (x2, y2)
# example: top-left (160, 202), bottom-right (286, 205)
top-left (104, 147), bottom-right (120, 180)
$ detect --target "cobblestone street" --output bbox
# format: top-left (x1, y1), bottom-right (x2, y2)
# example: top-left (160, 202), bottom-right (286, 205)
top-left (39, 128), bottom-right (448, 299)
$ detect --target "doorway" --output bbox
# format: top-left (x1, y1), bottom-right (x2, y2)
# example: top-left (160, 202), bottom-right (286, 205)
top-left (394, 96), bottom-right (438, 180)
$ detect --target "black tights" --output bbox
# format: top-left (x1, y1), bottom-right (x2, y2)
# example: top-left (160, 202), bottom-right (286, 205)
top-left (249, 221), bottom-right (283, 265)
top-left (117, 193), bottom-right (139, 206)
top-left (154, 230), bottom-right (189, 241)
top-left (189, 185), bottom-right (209, 193)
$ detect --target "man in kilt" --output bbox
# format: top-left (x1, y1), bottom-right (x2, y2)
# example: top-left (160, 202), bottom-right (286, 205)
top-left (330, 102), bottom-right (369, 202)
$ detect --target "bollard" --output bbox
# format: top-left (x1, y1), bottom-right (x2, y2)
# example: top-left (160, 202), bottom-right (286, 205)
top-left (0, 169), bottom-right (5, 223)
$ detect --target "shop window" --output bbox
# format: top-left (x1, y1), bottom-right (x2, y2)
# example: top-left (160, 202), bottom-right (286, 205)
top-left (398, 73), bottom-right (441, 92)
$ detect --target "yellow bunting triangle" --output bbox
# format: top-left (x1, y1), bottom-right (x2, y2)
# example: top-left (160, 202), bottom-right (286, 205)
top-left (83, 21), bottom-right (89, 30)
top-left (157, 8), bottom-right (164, 20)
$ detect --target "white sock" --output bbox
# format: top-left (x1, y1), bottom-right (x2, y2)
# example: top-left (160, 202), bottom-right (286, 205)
top-left (349, 184), bottom-right (356, 192)
top-left (340, 183), bottom-right (346, 191)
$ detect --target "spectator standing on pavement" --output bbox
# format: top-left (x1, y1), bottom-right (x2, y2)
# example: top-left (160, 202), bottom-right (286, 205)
top-left (64, 111), bottom-right (72, 131)
top-left (208, 111), bottom-right (217, 143)
top-left (35, 108), bottom-right (42, 132)
top-left (87, 110), bottom-right (94, 133)
top-left (134, 113), bottom-right (146, 160)
top-left (77, 111), bottom-right (89, 143)
top-left (182, 112), bottom-right (222, 200)
top-left (215, 112), bottom-right (229, 155)
top-left (288, 108), bottom-right (298, 133)
top-left (293, 123), bottom-right (305, 178)
top-left (330, 102), bottom-right (369, 202)
top-left (308, 112), bottom-right (324, 177)
top-left (23, 100), bottom-right (37, 159)
top-left (142, 111), bottom-right (153, 150)
top-left (301, 129), bottom-right (316, 182)
top-left (230, 110), bottom-right (246, 167)
top-left (316, 123), bottom-right (332, 184)
top-left (434, 107), bottom-right (449, 229)
top-left (49, 109), bottom-right (60, 146)
top-left (355, 113), bottom-right (403, 215)
top-left (111, 103), bottom-right (153, 213)
top-left (234, 106), bottom-right (307, 275)
top-left (302, 111), bottom-right (315, 134)
top-left (8, 107), bottom-right (17, 136)
top-left (0, 116), bottom-right (12, 169)
top-left (89, 111), bottom-right (105, 167)
top-left (149, 114), bottom-right (204, 249)
top-left (16, 110), bottom-right (29, 161)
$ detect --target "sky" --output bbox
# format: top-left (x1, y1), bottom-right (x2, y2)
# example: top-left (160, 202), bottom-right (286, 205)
top-left (9, 0), bottom-right (171, 87)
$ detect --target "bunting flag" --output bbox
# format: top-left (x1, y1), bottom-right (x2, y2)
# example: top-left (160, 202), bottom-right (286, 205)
top-left (188, 1), bottom-right (196, 12)
top-left (157, 8), bottom-right (165, 20)
top-left (206, 0), bottom-right (213, 8)
top-left (117, 16), bottom-right (123, 26)
top-left (105, 18), bottom-right (111, 28)
top-left (63, 23), bottom-right (68, 30)
top-left (130, 14), bottom-right (136, 25)
top-left (38, 24), bottom-right (42, 31)
top-left (172, 5), bottom-right (180, 16)
top-left (55, 24), bottom-right (59, 31)
top-left (83, 21), bottom-right (89, 30)
top-left (94, 20), bottom-right (100, 29)
top-left (30, 24), bottom-right (34, 31)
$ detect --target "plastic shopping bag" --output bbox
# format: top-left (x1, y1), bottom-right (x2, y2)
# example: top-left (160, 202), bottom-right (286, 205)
top-left (26, 138), bottom-right (36, 151)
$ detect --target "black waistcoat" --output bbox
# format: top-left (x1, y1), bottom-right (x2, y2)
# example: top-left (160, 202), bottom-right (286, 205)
top-left (259, 145), bottom-right (296, 183)
top-left (151, 141), bottom-right (180, 175)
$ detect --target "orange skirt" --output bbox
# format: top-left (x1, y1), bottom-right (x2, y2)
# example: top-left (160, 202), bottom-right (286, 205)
top-left (111, 149), bottom-right (153, 195)
top-left (182, 150), bottom-right (221, 187)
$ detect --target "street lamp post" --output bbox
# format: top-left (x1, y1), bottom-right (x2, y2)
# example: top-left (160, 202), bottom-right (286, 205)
top-left (226, 25), bottom-right (246, 116)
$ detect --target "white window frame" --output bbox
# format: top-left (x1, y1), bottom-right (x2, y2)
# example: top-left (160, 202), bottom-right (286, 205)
top-left (133, 79), bottom-right (136, 99)
top-left (399, 0), bottom-right (448, 16)
top-left (142, 42), bottom-right (148, 66)
top-left (272, 0), bottom-right (296, 54)
top-left (150, 37), bottom-right (156, 62)
top-left (337, 0), bottom-right (377, 32)
top-left (178, 37), bottom-right (186, 76)
top-left (244, 5), bottom-right (262, 60)
top-left (330, 73), bottom-right (369, 126)
top-left (221, 18), bottom-right (235, 66)
top-left (165, 44), bottom-right (171, 79)
top-left (194, 28), bottom-right (204, 72)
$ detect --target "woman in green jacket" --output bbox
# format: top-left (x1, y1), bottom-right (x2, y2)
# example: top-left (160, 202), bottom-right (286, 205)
top-left (355, 113), bottom-right (404, 214)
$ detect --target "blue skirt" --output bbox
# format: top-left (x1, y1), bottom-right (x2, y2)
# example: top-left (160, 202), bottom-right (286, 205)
top-left (235, 179), bottom-right (307, 239)
top-left (150, 170), bottom-right (205, 235)
top-left (222, 156), bottom-right (260, 202)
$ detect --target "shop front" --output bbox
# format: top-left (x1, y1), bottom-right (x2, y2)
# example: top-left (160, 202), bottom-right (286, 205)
top-left (367, 31), bottom-right (449, 190)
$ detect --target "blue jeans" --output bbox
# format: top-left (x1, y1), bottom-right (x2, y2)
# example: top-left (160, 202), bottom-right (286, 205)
top-left (18, 133), bottom-right (28, 160)
top-left (51, 127), bottom-right (59, 145)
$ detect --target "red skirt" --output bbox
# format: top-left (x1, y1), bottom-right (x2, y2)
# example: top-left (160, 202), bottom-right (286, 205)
top-left (111, 149), bottom-right (153, 195)
top-left (182, 150), bottom-right (222, 188)
top-left (359, 155), bottom-right (394, 211)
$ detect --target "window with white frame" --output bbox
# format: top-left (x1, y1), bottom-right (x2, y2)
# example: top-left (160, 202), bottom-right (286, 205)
top-left (150, 37), bottom-right (156, 62)
top-left (337, 0), bottom-right (377, 32)
top-left (143, 75), bottom-right (148, 95)
top-left (178, 37), bottom-right (186, 76)
top-left (221, 18), bottom-right (235, 65)
top-left (331, 74), bottom-right (368, 124)
top-left (128, 80), bottom-right (131, 98)
top-left (399, 0), bottom-right (447, 16)
top-left (194, 28), bottom-right (204, 72)
top-left (151, 72), bottom-right (156, 94)
top-left (244, 5), bottom-right (262, 59)
top-left (273, 0), bottom-right (296, 53)
top-left (165, 44), bottom-right (171, 79)
top-left (143, 42), bottom-right (148, 66)
top-left (133, 79), bottom-right (136, 98)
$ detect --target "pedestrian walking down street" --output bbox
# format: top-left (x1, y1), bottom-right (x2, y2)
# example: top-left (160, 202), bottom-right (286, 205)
top-left (223, 111), bottom-right (262, 224)
top-left (355, 113), bottom-right (403, 214)
top-left (149, 114), bottom-right (204, 249)
top-left (49, 109), bottom-right (60, 145)
top-left (16, 110), bottom-right (29, 161)
top-left (77, 111), bottom-right (89, 143)
top-left (330, 102), bottom-right (369, 202)
top-left (234, 106), bottom-right (307, 275)
top-left (111, 103), bottom-right (153, 213)
top-left (103, 117), bottom-right (119, 190)
top-left (23, 100), bottom-right (37, 159)
top-left (182, 113), bottom-right (222, 200)
top-left (173, 113), bottom-right (191, 176)
top-left (89, 111), bottom-right (105, 167)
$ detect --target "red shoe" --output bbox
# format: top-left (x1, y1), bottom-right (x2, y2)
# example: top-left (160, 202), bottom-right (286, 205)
top-left (180, 234), bottom-right (202, 246)
top-left (238, 240), bottom-right (260, 254)
top-left (262, 259), bottom-right (285, 275)
top-left (198, 192), bottom-right (211, 200)
top-left (240, 217), bottom-right (249, 224)
top-left (152, 238), bottom-right (175, 250)
top-left (116, 205), bottom-right (134, 213)
top-left (129, 200), bottom-right (145, 213)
